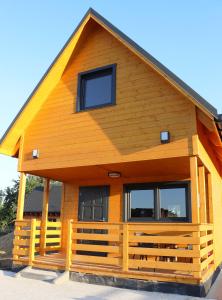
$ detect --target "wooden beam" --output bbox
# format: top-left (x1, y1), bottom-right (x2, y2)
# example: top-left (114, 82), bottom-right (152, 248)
top-left (122, 223), bottom-right (129, 272)
top-left (66, 219), bottom-right (73, 270)
top-left (40, 178), bottom-right (50, 255)
top-left (29, 219), bottom-right (36, 265)
top-left (198, 166), bottom-right (207, 223)
top-left (190, 156), bottom-right (200, 224)
top-left (16, 172), bottom-right (26, 220)
top-left (207, 173), bottom-right (214, 223)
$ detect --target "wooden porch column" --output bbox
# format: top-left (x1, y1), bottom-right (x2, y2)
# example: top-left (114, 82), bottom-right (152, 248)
top-left (198, 166), bottom-right (207, 223)
top-left (16, 172), bottom-right (26, 220)
top-left (40, 178), bottom-right (50, 255)
top-left (207, 173), bottom-right (214, 223)
top-left (190, 156), bottom-right (200, 224)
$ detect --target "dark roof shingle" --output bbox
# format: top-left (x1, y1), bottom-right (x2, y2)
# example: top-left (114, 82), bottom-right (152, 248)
top-left (24, 185), bottom-right (61, 213)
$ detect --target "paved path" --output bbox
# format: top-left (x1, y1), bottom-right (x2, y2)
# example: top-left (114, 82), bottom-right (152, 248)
top-left (207, 272), bottom-right (222, 300)
top-left (0, 270), bottom-right (215, 300)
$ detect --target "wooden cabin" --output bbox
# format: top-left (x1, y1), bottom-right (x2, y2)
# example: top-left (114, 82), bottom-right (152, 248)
top-left (1, 8), bottom-right (222, 297)
top-left (23, 185), bottom-right (61, 221)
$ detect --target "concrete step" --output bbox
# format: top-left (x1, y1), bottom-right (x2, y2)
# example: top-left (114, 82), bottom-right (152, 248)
top-left (16, 266), bottom-right (62, 283)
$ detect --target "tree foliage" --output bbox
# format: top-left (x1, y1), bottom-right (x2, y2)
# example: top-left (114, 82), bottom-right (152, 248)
top-left (0, 175), bottom-right (43, 232)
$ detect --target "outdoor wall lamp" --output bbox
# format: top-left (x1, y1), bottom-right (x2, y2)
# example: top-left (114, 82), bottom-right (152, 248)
top-left (108, 172), bottom-right (121, 178)
top-left (160, 131), bottom-right (170, 144)
top-left (32, 149), bottom-right (39, 159)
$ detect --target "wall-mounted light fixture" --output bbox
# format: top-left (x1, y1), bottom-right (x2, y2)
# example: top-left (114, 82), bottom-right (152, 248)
top-left (108, 171), bottom-right (121, 178)
top-left (32, 149), bottom-right (39, 159)
top-left (160, 131), bottom-right (170, 144)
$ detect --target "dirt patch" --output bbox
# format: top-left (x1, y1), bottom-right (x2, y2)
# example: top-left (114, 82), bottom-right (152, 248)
top-left (0, 232), bottom-right (13, 269)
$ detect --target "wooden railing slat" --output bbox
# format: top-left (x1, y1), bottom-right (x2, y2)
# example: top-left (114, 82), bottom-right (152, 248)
top-left (73, 233), bottom-right (120, 242)
top-left (73, 254), bottom-right (121, 266)
top-left (73, 243), bottom-right (120, 253)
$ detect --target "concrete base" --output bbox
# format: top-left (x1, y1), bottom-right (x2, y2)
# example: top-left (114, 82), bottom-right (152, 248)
top-left (16, 266), bottom-right (60, 282)
top-left (52, 271), bottom-right (69, 285)
top-left (70, 264), bottom-right (222, 298)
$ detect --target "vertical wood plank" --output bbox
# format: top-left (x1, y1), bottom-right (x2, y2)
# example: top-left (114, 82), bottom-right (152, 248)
top-left (40, 178), bottom-right (50, 255)
top-left (207, 173), bottom-right (214, 223)
top-left (190, 156), bottom-right (200, 224)
top-left (198, 166), bottom-right (207, 223)
top-left (29, 219), bottom-right (36, 265)
top-left (66, 219), bottom-right (73, 270)
top-left (59, 183), bottom-right (65, 254)
top-left (122, 223), bottom-right (129, 272)
top-left (13, 225), bottom-right (20, 261)
top-left (16, 172), bottom-right (26, 220)
top-left (192, 231), bottom-right (201, 279)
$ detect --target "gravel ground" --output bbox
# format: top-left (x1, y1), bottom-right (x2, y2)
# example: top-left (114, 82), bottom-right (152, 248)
top-left (0, 270), bottom-right (214, 300)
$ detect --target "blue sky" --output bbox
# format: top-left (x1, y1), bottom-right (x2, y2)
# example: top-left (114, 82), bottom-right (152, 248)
top-left (0, 0), bottom-right (222, 190)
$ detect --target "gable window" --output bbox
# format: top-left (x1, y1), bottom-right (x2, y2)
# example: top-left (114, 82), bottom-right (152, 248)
top-left (124, 182), bottom-right (190, 222)
top-left (77, 64), bottom-right (116, 111)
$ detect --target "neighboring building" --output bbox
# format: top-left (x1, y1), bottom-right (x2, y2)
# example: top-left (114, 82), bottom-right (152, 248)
top-left (24, 185), bottom-right (61, 220)
top-left (0, 8), bottom-right (222, 297)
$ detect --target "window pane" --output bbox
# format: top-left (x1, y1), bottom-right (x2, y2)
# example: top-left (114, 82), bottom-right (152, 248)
top-left (84, 73), bottom-right (112, 108)
top-left (130, 189), bottom-right (154, 218)
top-left (160, 187), bottom-right (187, 219)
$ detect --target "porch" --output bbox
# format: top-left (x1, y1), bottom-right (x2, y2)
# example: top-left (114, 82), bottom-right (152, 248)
top-left (13, 219), bottom-right (214, 285)
top-left (13, 155), bottom-right (216, 286)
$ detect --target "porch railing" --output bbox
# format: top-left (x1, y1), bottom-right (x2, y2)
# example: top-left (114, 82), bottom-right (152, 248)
top-left (40, 221), bottom-right (62, 255)
top-left (13, 220), bottom-right (214, 282)
top-left (13, 219), bottom-right (40, 265)
top-left (66, 221), bottom-right (214, 281)
top-left (13, 219), bottom-right (62, 265)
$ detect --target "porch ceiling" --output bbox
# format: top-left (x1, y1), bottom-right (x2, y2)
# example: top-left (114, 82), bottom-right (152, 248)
top-left (27, 156), bottom-right (190, 182)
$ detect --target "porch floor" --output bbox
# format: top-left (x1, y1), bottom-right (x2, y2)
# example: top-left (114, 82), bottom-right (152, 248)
top-left (32, 253), bottom-right (66, 270)
top-left (31, 252), bottom-right (198, 285)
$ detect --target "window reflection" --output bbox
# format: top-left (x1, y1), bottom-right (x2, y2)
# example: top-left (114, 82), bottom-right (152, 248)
top-left (130, 189), bottom-right (154, 218)
top-left (160, 188), bottom-right (186, 219)
top-left (84, 73), bottom-right (112, 108)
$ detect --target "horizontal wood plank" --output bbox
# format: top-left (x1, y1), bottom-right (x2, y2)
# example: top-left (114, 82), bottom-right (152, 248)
top-left (73, 233), bottom-right (120, 242)
top-left (73, 243), bottom-right (120, 253)
top-left (73, 254), bottom-right (121, 266)
top-left (13, 248), bottom-right (29, 256)
top-left (128, 259), bottom-right (200, 272)
top-left (128, 247), bottom-right (200, 258)
top-left (129, 235), bottom-right (199, 245)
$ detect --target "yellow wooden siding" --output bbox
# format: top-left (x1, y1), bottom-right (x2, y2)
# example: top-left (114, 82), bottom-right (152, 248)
top-left (193, 133), bottom-right (222, 269)
top-left (61, 183), bottom-right (77, 252)
top-left (20, 23), bottom-right (196, 172)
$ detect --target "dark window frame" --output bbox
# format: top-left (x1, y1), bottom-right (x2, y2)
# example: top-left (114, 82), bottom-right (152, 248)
top-left (76, 64), bottom-right (116, 112)
top-left (124, 181), bottom-right (191, 223)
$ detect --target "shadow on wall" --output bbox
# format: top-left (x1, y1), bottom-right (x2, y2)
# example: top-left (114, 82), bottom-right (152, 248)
top-left (61, 20), bottom-right (193, 157)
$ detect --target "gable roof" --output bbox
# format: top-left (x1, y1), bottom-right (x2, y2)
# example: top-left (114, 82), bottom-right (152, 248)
top-left (24, 185), bottom-right (61, 213)
top-left (0, 8), bottom-right (220, 156)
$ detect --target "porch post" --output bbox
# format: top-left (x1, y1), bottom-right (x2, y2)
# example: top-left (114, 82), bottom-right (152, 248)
top-left (198, 166), bottom-right (207, 223)
top-left (190, 156), bottom-right (200, 224)
top-left (40, 178), bottom-right (50, 255)
top-left (207, 173), bottom-right (214, 223)
top-left (16, 172), bottom-right (26, 220)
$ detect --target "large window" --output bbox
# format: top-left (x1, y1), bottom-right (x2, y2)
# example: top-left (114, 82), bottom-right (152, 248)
top-left (77, 64), bottom-right (116, 111)
top-left (125, 182), bottom-right (190, 222)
